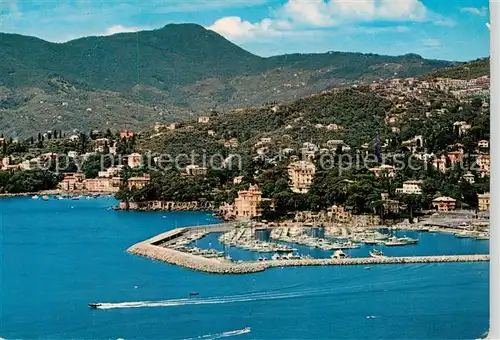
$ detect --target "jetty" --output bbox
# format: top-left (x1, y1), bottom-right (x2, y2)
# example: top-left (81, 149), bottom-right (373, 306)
top-left (126, 225), bottom-right (490, 275)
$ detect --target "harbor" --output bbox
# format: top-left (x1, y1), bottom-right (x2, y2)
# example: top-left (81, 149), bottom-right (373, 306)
top-left (126, 223), bottom-right (490, 274)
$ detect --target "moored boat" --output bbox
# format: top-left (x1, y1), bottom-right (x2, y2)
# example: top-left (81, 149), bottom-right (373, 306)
top-left (369, 249), bottom-right (385, 258)
top-left (332, 250), bottom-right (349, 259)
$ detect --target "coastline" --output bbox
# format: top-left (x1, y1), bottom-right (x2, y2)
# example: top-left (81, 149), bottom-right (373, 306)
top-left (0, 190), bottom-right (116, 198)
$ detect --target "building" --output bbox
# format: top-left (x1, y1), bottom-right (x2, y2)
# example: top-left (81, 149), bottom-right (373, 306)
top-left (432, 156), bottom-right (448, 173)
top-left (120, 129), bottom-right (134, 139)
top-left (432, 196), bottom-right (457, 212)
top-left (128, 174), bottom-right (151, 190)
top-left (476, 155), bottom-right (490, 177)
top-left (59, 173), bottom-right (85, 191)
top-left (478, 140), bottom-right (489, 149)
top-left (198, 116), bottom-right (210, 123)
top-left (224, 138), bottom-right (239, 149)
top-left (328, 205), bottom-right (351, 223)
top-left (98, 166), bottom-right (123, 178)
top-left (446, 150), bottom-right (464, 166)
top-left (288, 161), bottom-right (316, 193)
top-left (477, 193), bottom-right (490, 212)
top-left (369, 165), bottom-right (396, 178)
top-left (395, 180), bottom-right (423, 195)
top-left (453, 121), bottom-right (472, 136)
top-left (68, 151), bottom-right (78, 159)
top-left (85, 177), bottom-right (123, 193)
top-left (234, 185), bottom-right (263, 219)
top-left (381, 193), bottom-right (402, 213)
top-left (20, 158), bottom-right (40, 171)
top-left (462, 172), bottom-right (476, 184)
top-left (185, 164), bottom-right (207, 176)
top-left (94, 138), bottom-right (109, 153)
top-left (127, 153), bottom-right (143, 168)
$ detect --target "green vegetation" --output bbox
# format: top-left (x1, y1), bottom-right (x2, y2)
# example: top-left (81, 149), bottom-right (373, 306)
top-left (1, 23), bottom-right (455, 137)
top-left (0, 169), bottom-right (60, 194)
top-left (423, 58), bottom-right (489, 80)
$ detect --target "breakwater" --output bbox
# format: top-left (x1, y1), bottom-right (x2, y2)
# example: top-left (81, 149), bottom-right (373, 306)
top-left (127, 226), bottom-right (490, 275)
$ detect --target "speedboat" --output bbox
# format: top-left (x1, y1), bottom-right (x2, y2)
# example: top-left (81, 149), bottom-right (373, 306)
top-left (332, 250), bottom-right (349, 259)
top-left (88, 303), bottom-right (102, 309)
top-left (369, 249), bottom-right (385, 258)
top-left (189, 292), bottom-right (199, 296)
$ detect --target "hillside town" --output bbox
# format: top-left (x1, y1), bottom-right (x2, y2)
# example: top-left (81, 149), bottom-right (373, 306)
top-left (0, 72), bottom-right (491, 231)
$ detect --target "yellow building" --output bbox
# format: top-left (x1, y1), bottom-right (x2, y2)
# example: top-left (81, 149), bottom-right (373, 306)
top-left (234, 185), bottom-right (263, 219)
top-left (59, 173), bottom-right (86, 191)
top-left (128, 174), bottom-right (151, 190)
top-left (85, 177), bottom-right (123, 193)
top-left (287, 161), bottom-right (315, 193)
top-left (477, 193), bottom-right (490, 211)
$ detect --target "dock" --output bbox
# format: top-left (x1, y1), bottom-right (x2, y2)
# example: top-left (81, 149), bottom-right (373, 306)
top-left (126, 225), bottom-right (490, 275)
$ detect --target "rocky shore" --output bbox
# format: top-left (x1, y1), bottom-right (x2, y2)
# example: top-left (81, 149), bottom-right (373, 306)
top-left (115, 200), bottom-right (215, 212)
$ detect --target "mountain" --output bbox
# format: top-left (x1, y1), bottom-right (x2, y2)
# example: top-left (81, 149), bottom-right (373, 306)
top-left (1, 23), bottom-right (455, 137)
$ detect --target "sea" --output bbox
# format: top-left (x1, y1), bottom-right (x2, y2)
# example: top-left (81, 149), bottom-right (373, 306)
top-left (0, 197), bottom-right (490, 339)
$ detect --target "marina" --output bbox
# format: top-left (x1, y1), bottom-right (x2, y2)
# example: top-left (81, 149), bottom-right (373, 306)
top-left (127, 223), bottom-right (490, 274)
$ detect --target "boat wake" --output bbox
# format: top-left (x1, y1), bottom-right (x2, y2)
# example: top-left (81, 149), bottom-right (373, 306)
top-left (92, 270), bottom-right (461, 311)
top-left (94, 291), bottom-right (303, 309)
top-left (183, 327), bottom-right (251, 340)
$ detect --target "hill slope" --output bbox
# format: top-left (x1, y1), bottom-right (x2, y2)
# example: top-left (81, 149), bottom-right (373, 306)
top-left (1, 23), bottom-right (456, 137)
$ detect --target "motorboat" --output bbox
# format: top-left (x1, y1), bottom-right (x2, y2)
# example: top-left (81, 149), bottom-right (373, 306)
top-left (369, 249), bottom-right (385, 258)
top-left (42, 195), bottom-right (49, 201)
top-left (189, 292), bottom-right (199, 296)
top-left (399, 236), bottom-right (419, 244)
top-left (383, 237), bottom-right (406, 246)
top-left (32, 195), bottom-right (39, 200)
top-left (332, 250), bottom-right (349, 259)
top-left (88, 303), bottom-right (102, 309)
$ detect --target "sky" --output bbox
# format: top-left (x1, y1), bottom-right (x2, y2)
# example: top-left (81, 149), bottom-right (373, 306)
top-left (0, 0), bottom-right (491, 61)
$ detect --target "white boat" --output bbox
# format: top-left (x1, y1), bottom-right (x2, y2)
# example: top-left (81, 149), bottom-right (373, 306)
top-left (399, 236), bottom-right (419, 244)
top-left (271, 253), bottom-right (282, 261)
top-left (369, 249), bottom-right (386, 258)
top-left (475, 234), bottom-right (489, 240)
top-left (455, 231), bottom-right (475, 238)
top-left (32, 195), bottom-right (39, 200)
top-left (332, 250), bottom-right (349, 259)
top-left (383, 237), bottom-right (406, 246)
top-left (42, 195), bottom-right (49, 201)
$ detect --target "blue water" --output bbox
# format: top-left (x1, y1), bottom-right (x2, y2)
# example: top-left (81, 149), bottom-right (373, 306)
top-left (0, 197), bottom-right (490, 339)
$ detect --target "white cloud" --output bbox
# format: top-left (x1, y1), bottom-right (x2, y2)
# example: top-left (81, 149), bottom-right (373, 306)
top-left (279, 0), bottom-right (428, 26)
top-left (208, 0), bottom-right (451, 42)
top-left (421, 38), bottom-right (441, 47)
top-left (460, 7), bottom-right (488, 17)
top-left (208, 17), bottom-right (273, 40)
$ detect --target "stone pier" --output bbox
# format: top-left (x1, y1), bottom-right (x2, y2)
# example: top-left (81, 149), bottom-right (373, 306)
top-left (126, 225), bottom-right (490, 275)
